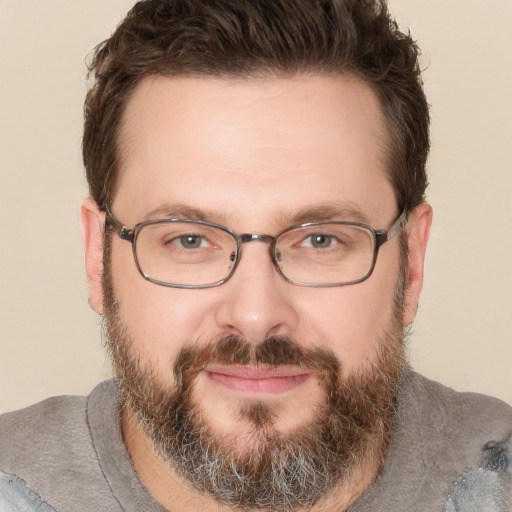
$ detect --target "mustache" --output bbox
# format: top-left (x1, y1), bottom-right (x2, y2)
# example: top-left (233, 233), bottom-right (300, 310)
top-left (173, 334), bottom-right (341, 390)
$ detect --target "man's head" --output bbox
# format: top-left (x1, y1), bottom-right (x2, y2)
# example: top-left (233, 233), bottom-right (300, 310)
top-left (80, 1), bottom-right (432, 510)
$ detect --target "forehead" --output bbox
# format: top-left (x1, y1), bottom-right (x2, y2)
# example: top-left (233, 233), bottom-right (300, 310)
top-left (115, 74), bottom-right (395, 227)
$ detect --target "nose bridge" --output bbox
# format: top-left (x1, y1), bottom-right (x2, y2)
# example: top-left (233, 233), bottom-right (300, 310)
top-left (240, 233), bottom-right (275, 244)
top-left (215, 238), bottom-right (297, 343)
top-left (235, 232), bottom-right (278, 274)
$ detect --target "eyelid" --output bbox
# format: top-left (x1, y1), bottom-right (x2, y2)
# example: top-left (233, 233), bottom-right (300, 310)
top-left (167, 233), bottom-right (211, 249)
top-left (300, 232), bottom-right (340, 246)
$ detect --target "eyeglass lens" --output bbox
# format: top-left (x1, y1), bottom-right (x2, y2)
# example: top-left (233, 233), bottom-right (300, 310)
top-left (134, 221), bottom-right (376, 287)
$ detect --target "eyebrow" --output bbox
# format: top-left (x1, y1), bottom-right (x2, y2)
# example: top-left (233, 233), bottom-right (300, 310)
top-left (281, 202), bottom-right (370, 226)
top-left (141, 204), bottom-right (229, 224)
top-left (139, 201), bottom-right (370, 228)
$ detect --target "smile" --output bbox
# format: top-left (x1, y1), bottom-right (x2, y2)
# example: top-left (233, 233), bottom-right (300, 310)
top-left (203, 365), bottom-right (311, 394)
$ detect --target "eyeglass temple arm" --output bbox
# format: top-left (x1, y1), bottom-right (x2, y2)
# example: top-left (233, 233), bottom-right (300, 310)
top-left (374, 210), bottom-right (408, 248)
top-left (105, 207), bottom-right (135, 242)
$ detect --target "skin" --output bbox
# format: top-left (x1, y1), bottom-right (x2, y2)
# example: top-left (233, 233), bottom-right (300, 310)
top-left (81, 74), bottom-right (432, 511)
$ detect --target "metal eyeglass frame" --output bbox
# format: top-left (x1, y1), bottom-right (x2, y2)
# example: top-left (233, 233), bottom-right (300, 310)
top-left (106, 208), bottom-right (408, 289)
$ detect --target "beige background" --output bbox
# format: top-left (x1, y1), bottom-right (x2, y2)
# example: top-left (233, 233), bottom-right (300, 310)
top-left (0, 0), bottom-right (511, 413)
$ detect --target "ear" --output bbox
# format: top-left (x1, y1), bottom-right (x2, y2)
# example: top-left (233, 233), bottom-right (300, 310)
top-left (80, 198), bottom-right (106, 315)
top-left (403, 202), bottom-right (432, 325)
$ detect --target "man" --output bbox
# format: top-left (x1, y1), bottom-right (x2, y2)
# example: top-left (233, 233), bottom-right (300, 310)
top-left (1, 0), bottom-right (511, 511)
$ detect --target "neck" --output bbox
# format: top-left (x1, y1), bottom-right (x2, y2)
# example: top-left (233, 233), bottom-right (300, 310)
top-left (121, 409), bottom-right (383, 512)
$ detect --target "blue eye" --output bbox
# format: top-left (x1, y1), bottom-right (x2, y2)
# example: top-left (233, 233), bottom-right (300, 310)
top-left (300, 233), bottom-right (339, 249)
top-left (309, 234), bottom-right (334, 248)
top-left (173, 234), bottom-right (208, 249)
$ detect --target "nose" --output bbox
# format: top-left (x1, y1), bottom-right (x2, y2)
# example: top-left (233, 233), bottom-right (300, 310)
top-left (214, 242), bottom-right (299, 343)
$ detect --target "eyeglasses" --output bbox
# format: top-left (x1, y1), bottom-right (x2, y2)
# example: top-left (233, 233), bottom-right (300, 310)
top-left (106, 209), bottom-right (407, 289)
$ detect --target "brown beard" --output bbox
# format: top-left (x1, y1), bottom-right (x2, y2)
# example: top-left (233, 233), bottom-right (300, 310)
top-left (102, 232), bottom-right (409, 511)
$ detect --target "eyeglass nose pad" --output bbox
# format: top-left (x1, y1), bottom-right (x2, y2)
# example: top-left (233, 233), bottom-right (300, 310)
top-left (229, 251), bottom-right (236, 262)
top-left (275, 249), bottom-right (283, 263)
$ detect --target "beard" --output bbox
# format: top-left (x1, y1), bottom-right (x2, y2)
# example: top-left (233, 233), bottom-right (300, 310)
top-left (102, 233), bottom-right (409, 511)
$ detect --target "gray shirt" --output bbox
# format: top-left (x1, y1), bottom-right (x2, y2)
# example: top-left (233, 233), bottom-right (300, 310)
top-left (1, 372), bottom-right (511, 511)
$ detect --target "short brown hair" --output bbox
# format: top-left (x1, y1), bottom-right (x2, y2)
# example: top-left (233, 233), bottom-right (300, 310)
top-left (83, 0), bottom-right (429, 213)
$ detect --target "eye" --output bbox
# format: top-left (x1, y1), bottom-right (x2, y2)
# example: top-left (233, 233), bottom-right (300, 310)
top-left (301, 233), bottom-right (339, 249)
top-left (172, 234), bottom-right (209, 249)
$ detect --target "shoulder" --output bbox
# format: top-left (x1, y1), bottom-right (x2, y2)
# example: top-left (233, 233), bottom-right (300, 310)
top-left (0, 393), bottom-right (90, 470)
top-left (404, 373), bottom-right (512, 511)
top-left (0, 382), bottom-right (122, 511)
top-left (406, 372), bottom-right (512, 452)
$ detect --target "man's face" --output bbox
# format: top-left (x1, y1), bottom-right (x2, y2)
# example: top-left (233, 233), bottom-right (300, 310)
top-left (89, 74), bottom-right (427, 509)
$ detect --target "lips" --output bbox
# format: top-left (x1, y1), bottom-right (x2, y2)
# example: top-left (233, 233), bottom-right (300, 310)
top-left (203, 365), bottom-right (311, 394)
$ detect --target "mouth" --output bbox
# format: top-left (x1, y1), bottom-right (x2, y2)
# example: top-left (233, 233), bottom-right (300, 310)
top-left (203, 365), bottom-right (312, 395)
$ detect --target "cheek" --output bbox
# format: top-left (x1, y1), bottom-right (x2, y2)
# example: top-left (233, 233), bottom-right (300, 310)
top-left (294, 252), bottom-right (400, 373)
top-left (110, 243), bottom-right (221, 377)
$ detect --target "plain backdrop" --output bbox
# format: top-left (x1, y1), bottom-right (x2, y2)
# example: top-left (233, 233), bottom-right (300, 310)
top-left (0, 0), bottom-right (511, 413)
